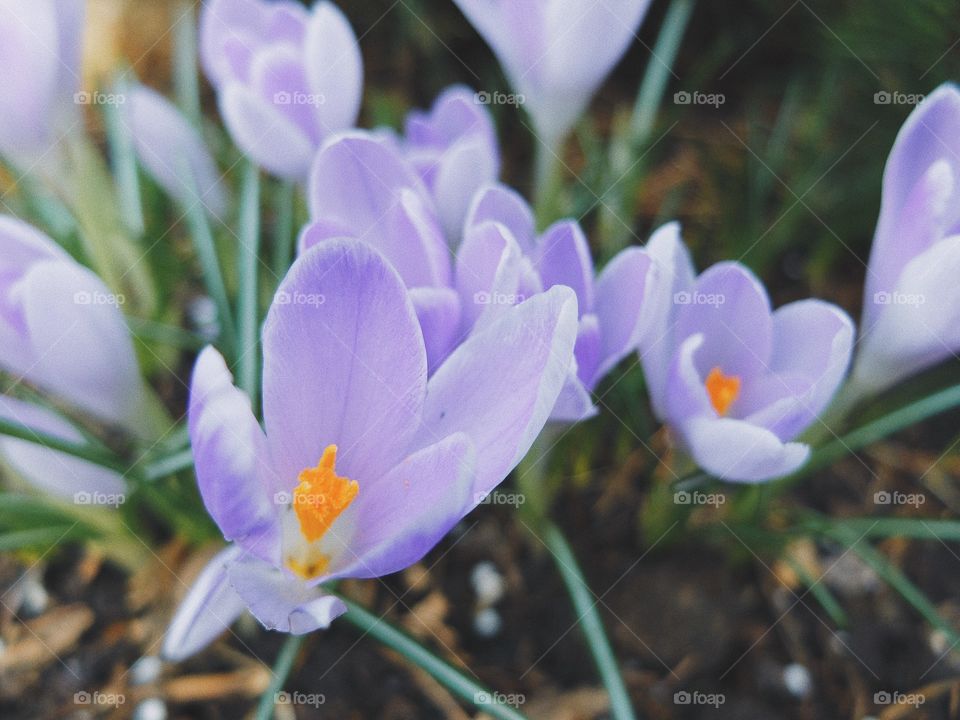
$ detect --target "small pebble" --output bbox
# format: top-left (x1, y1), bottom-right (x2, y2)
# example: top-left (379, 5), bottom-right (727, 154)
top-left (473, 607), bottom-right (502, 638)
top-left (133, 698), bottom-right (167, 720)
top-left (782, 663), bottom-right (812, 699)
top-left (470, 561), bottom-right (506, 607)
top-left (130, 656), bottom-right (163, 685)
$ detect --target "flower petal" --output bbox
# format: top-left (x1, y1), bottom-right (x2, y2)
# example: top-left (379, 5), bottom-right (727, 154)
top-left (303, 1), bottom-right (363, 136)
top-left (189, 347), bottom-right (280, 564)
top-left (464, 183), bottom-right (536, 253)
top-left (409, 286), bottom-right (462, 374)
top-left (415, 286), bottom-right (578, 496)
top-left (536, 220), bottom-right (594, 314)
top-left (262, 239), bottom-right (427, 486)
top-left (162, 545), bottom-right (247, 662)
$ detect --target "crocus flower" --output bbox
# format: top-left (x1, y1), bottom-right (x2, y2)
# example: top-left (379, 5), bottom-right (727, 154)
top-left (458, 183), bottom-right (658, 420)
top-left (0, 395), bottom-right (125, 502)
top-left (402, 85), bottom-right (500, 241)
top-left (162, 239), bottom-right (577, 659)
top-left (0, 0), bottom-right (84, 167)
top-left (641, 225), bottom-right (854, 482)
top-left (848, 84), bottom-right (960, 399)
top-left (199, 0), bottom-right (363, 180)
top-left (451, 0), bottom-right (653, 148)
top-left (122, 84), bottom-right (227, 219)
top-left (0, 216), bottom-right (148, 433)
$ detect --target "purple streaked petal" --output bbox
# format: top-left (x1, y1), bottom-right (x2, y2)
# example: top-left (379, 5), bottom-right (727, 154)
top-left (455, 221), bottom-right (524, 331)
top-left (250, 43), bottom-right (322, 144)
top-left (220, 82), bottom-right (315, 180)
top-left (228, 555), bottom-right (347, 634)
top-left (409, 286), bottom-right (462, 374)
top-left (464, 183), bottom-right (536, 253)
top-left (0, 395), bottom-right (126, 500)
top-left (189, 347), bottom-right (280, 565)
top-left (535, 220), bottom-right (594, 315)
top-left (162, 545), bottom-right (247, 661)
top-left (330, 433), bottom-right (475, 579)
top-left (674, 261), bottom-right (773, 381)
top-left (415, 286), bottom-right (578, 496)
top-left (574, 313), bottom-right (602, 388)
top-left (262, 240), bottom-right (427, 486)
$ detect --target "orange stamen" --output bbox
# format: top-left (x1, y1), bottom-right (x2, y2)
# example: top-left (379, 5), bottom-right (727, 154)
top-left (292, 445), bottom-right (358, 543)
top-left (705, 367), bottom-right (741, 416)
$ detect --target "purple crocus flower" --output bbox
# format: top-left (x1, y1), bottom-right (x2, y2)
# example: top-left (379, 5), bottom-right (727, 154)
top-left (162, 239), bottom-right (577, 659)
top-left (199, 0), bottom-right (363, 180)
top-left (0, 0), bottom-right (84, 167)
top-left (641, 225), bottom-right (854, 482)
top-left (0, 395), bottom-right (125, 501)
top-left (848, 84), bottom-right (960, 399)
top-left (122, 84), bottom-right (227, 219)
top-left (0, 216), bottom-right (148, 433)
top-left (402, 85), bottom-right (500, 241)
top-left (451, 0), bottom-right (652, 148)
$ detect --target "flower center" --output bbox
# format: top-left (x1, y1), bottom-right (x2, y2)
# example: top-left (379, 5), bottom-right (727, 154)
top-left (293, 444), bottom-right (359, 543)
top-left (705, 366), bottom-right (740, 416)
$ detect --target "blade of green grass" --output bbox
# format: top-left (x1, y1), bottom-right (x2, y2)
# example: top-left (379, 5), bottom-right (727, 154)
top-left (271, 181), bottom-right (297, 281)
top-left (173, 0), bottom-right (201, 126)
top-left (0, 415), bottom-right (130, 475)
top-left (254, 634), bottom-right (304, 720)
top-left (237, 161), bottom-right (261, 401)
top-left (103, 72), bottom-right (145, 237)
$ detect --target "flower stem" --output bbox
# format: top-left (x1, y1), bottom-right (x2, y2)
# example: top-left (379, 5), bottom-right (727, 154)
top-left (271, 181), bottom-right (297, 281)
top-left (538, 520), bottom-right (639, 720)
top-left (335, 594), bottom-right (530, 720)
top-left (254, 634), bottom-right (304, 720)
top-left (237, 161), bottom-right (261, 403)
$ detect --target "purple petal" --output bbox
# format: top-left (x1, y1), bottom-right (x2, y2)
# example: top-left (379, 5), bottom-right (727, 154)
top-left (0, 396), bottom-right (126, 500)
top-left (189, 347), bottom-right (280, 565)
top-left (409, 287), bottom-right (462, 374)
top-left (415, 286), bottom-right (578, 497)
top-left (674, 261), bottom-right (773, 381)
top-left (464, 183), bottom-right (536, 253)
top-left (455, 221), bottom-right (524, 331)
top-left (592, 246), bottom-right (654, 384)
top-left (228, 556), bottom-right (347, 634)
top-left (307, 133), bottom-right (451, 287)
top-left (574, 313), bottom-right (602, 388)
top-left (162, 545), bottom-right (247, 661)
top-left (303, 1), bottom-right (363, 137)
top-left (330, 433), bottom-right (475, 579)
top-left (127, 84), bottom-right (227, 219)
top-left (535, 220), bottom-right (594, 315)
top-left (262, 240), bottom-right (427, 487)
top-left (220, 82), bottom-right (315, 180)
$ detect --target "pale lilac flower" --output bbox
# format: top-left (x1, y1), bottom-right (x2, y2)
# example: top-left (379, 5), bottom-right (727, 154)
top-left (123, 84), bottom-right (227, 219)
top-left (849, 84), bottom-right (960, 398)
top-left (451, 0), bottom-right (652, 148)
top-left (0, 395), bottom-right (125, 501)
top-left (402, 85), bottom-right (500, 241)
top-left (0, 0), bottom-right (84, 167)
top-left (641, 225), bottom-right (854, 482)
top-left (0, 216), bottom-right (148, 433)
top-left (162, 239), bottom-right (577, 659)
top-left (199, 0), bottom-right (362, 180)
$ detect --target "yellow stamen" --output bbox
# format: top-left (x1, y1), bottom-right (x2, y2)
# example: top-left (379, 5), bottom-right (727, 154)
top-left (286, 552), bottom-right (331, 580)
top-left (705, 367), bottom-right (740, 416)
top-left (292, 445), bottom-right (358, 543)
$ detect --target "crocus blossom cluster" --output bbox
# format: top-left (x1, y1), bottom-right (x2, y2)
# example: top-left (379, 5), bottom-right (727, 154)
top-left (163, 240), bottom-right (577, 658)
